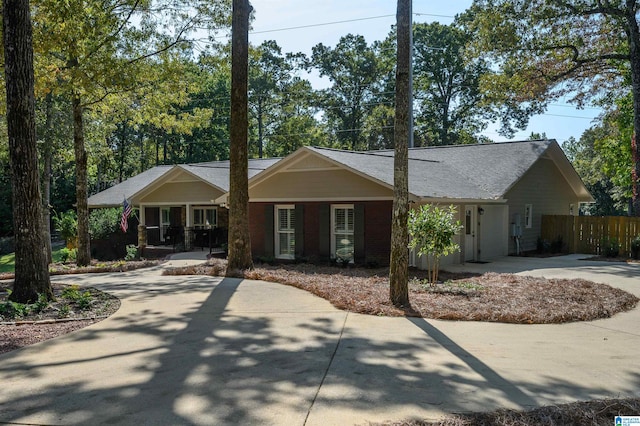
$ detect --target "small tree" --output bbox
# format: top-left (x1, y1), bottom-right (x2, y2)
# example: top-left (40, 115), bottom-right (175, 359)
top-left (408, 205), bottom-right (462, 284)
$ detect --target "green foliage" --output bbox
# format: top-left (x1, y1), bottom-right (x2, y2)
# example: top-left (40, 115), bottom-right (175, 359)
top-left (408, 205), bottom-right (463, 284)
top-left (53, 210), bottom-right (77, 246)
top-left (0, 300), bottom-right (29, 320)
top-left (32, 293), bottom-right (50, 314)
top-left (61, 285), bottom-right (82, 301)
top-left (125, 244), bottom-right (138, 261)
top-left (58, 248), bottom-right (77, 263)
top-left (310, 34), bottom-right (391, 150)
top-left (57, 304), bottom-right (71, 318)
top-left (89, 208), bottom-right (122, 239)
top-left (60, 284), bottom-right (93, 310)
top-left (564, 125), bottom-right (628, 215)
top-left (603, 238), bottom-right (621, 258)
top-left (411, 21), bottom-right (494, 146)
top-left (631, 236), bottom-right (640, 259)
top-left (77, 291), bottom-right (93, 310)
top-left (464, 1), bottom-right (631, 134)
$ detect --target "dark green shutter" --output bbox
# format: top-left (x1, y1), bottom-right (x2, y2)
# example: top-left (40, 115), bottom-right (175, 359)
top-left (354, 203), bottom-right (365, 264)
top-left (295, 204), bottom-right (304, 258)
top-left (264, 205), bottom-right (274, 257)
top-left (319, 204), bottom-right (330, 259)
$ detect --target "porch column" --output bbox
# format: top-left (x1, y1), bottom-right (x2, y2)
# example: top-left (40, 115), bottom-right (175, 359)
top-left (186, 203), bottom-right (192, 227)
top-left (184, 226), bottom-right (193, 251)
top-left (137, 225), bottom-right (147, 250)
top-left (139, 204), bottom-right (146, 226)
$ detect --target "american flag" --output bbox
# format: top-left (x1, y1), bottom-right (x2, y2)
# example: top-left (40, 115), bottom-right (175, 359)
top-left (120, 198), bottom-right (132, 233)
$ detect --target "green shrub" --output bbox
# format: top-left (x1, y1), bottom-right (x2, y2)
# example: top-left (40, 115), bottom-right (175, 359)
top-left (631, 235), bottom-right (640, 260)
top-left (77, 291), bottom-right (93, 310)
top-left (0, 237), bottom-right (14, 255)
top-left (61, 285), bottom-right (82, 301)
top-left (550, 236), bottom-right (564, 253)
top-left (53, 210), bottom-right (77, 247)
top-left (89, 208), bottom-right (122, 239)
top-left (408, 205), bottom-right (462, 284)
top-left (604, 237), bottom-right (620, 258)
top-left (125, 244), bottom-right (138, 261)
top-left (32, 293), bottom-right (50, 314)
top-left (0, 300), bottom-right (29, 319)
top-left (57, 304), bottom-right (71, 318)
top-left (59, 247), bottom-right (77, 263)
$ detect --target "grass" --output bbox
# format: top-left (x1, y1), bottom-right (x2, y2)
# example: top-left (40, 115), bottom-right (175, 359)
top-left (0, 252), bottom-right (15, 274)
top-left (0, 248), bottom-right (66, 274)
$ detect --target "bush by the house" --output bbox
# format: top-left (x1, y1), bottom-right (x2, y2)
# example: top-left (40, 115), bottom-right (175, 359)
top-left (408, 205), bottom-right (462, 284)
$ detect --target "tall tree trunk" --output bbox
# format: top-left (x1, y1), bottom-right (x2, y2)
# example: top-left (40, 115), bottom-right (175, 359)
top-left (119, 123), bottom-right (127, 182)
top-left (42, 93), bottom-right (53, 264)
top-left (73, 94), bottom-right (91, 266)
top-left (389, 0), bottom-right (411, 307)
top-left (626, 4), bottom-right (640, 216)
top-left (227, 0), bottom-right (253, 274)
top-left (3, 0), bottom-right (53, 302)
top-left (257, 99), bottom-right (264, 158)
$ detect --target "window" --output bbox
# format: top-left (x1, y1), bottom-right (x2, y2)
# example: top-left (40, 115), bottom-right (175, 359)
top-left (332, 205), bottom-right (354, 262)
top-left (465, 208), bottom-right (472, 235)
top-left (275, 205), bottom-right (295, 259)
top-left (194, 207), bottom-right (217, 229)
top-left (524, 204), bottom-right (533, 228)
top-left (161, 208), bottom-right (171, 241)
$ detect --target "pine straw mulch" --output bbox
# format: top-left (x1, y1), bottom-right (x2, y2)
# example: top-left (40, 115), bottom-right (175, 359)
top-left (0, 259), bottom-right (162, 281)
top-left (373, 397), bottom-right (640, 426)
top-left (162, 258), bottom-right (639, 324)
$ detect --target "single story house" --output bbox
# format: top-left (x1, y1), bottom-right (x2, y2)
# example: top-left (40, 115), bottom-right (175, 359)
top-left (88, 158), bottom-right (279, 250)
top-left (237, 139), bottom-right (592, 266)
top-left (89, 139), bottom-right (593, 266)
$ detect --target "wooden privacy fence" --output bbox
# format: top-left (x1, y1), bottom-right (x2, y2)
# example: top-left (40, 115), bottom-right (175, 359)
top-left (542, 215), bottom-right (640, 256)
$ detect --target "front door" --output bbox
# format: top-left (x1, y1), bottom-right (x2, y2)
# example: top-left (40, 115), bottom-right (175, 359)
top-left (464, 205), bottom-right (477, 262)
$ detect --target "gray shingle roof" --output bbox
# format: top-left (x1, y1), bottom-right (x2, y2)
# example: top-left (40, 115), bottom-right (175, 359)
top-left (87, 165), bottom-right (173, 207)
top-left (90, 140), bottom-right (588, 207)
top-left (88, 158), bottom-right (280, 207)
top-left (307, 140), bottom-right (555, 201)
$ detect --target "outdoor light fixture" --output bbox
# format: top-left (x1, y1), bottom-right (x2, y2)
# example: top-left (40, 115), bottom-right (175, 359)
top-left (478, 207), bottom-right (484, 215)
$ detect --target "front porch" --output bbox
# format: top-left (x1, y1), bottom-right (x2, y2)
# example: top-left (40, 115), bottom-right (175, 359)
top-left (136, 204), bottom-right (228, 254)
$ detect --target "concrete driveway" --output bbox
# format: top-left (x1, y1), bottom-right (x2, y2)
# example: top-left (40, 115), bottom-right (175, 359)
top-left (0, 254), bottom-right (638, 425)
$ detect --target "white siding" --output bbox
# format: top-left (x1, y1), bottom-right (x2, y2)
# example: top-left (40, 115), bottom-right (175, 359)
top-left (478, 204), bottom-right (509, 260)
top-left (505, 158), bottom-right (582, 253)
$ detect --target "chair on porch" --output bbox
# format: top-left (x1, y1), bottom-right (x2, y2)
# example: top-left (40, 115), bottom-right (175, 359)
top-left (164, 226), bottom-right (183, 251)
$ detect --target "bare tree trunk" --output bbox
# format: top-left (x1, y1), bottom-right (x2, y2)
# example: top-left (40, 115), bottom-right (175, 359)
top-left (626, 5), bottom-right (640, 216)
top-left (72, 94), bottom-right (91, 266)
top-left (389, 0), bottom-right (411, 307)
top-left (227, 0), bottom-right (254, 274)
top-left (3, 0), bottom-right (53, 302)
top-left (42, 93), bottom-right (53, 264)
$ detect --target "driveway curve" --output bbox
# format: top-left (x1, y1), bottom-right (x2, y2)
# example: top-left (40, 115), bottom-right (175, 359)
top-left (0, 254), bottom-right (638, 425)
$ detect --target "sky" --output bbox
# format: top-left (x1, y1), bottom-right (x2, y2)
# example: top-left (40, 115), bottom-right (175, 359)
top-left (246, 0), bottom-right (601, 145)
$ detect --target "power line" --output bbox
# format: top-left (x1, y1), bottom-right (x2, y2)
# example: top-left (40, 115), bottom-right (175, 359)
top-left (250, 14), bottom-right (396, 35)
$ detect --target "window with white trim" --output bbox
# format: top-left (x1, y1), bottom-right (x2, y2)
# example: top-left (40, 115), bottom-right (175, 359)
top-left (331, 204), bottom-right (354, 262)
top-left (524, 204), bottom-right (533, 228)
top-left (275, 205), bottom-right (295, 259)
top-left (194, 207), bottom-right (217, 229)
top-left (161, 208), bottom-right (171, 242)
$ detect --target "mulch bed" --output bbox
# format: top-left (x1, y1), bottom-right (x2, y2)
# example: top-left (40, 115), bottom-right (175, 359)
top-left (376, 397), bottom-right (640, 426)
top-left (163, 259), bottom-right (639, 324)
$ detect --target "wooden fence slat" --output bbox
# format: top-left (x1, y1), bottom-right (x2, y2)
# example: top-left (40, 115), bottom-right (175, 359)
top-left (542, 215), bottom-right (640, 256)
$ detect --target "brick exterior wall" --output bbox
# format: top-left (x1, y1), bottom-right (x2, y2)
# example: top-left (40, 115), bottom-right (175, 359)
top-left (249, 200), bottom-right (392, 265)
